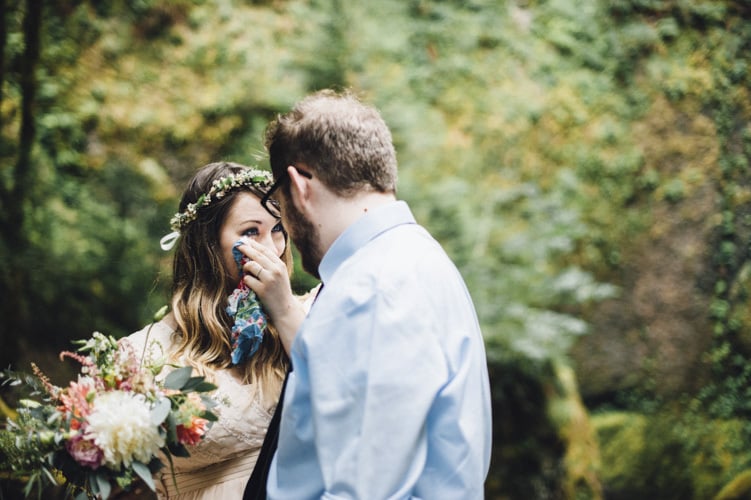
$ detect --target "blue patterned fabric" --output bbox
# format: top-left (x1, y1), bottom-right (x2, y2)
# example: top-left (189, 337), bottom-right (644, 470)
top-left (227, 239), bottom-right (267, 365)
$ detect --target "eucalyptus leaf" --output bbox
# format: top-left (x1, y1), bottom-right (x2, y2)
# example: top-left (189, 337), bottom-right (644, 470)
top-left (95, 472), bottom-right (111, 500)
top-left (133, 460), bottom-right (156, 491)
top-left (164, 366), bottom-right (193, 390)
top-left (182, 377), bottom-right (217, 392)
top-left (89, 475), bottom-right (99, 495)
top-left (151, 397), bottom-right (172, 426)
top-left (192, 381), bottom-right (218, 392)
top-left (181, 376), bottom-right (206, 391)
top-left (169, 441), bottom-right (190, 457)
top-left (202, 410), bottom-right (219, 422)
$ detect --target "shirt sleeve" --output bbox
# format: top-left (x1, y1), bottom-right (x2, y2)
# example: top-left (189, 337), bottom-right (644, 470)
top-left (298, 278), bottom-right (448, 499)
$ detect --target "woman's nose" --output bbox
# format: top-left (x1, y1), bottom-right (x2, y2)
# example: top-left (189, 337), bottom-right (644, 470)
top-left (258, 230), bottom-right (285, 257)
top-left (258, 231), bottom-right (276, 251)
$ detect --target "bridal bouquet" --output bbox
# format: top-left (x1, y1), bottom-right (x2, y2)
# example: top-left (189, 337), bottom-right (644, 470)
top-left (1, 321), bottom-right (217, 499)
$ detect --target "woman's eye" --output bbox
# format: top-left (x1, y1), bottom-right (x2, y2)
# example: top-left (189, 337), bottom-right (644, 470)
top-left (243, 227), bottom-right (260, 237)
top-left (272, 222), bottom-right (285, 233)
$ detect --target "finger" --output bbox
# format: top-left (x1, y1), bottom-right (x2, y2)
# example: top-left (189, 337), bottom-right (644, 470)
top-left (245, 238), bottom-right (280, 260)
top-left (243, 274), bottom-right (258, 289)
top-left (235, 242), bottom-right (269, 271)
top-left (236, 240), bottom-right (266, 263)
top-left (244, 239), bottom-right (285, 271)
top-left (234, 242), bottom-right (255, 265)
top-left (242, 260), bottom-right (262, 279)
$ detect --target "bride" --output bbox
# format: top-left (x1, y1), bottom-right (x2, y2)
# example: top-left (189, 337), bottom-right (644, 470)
top-left (125, 161), bottom-right (313, 499)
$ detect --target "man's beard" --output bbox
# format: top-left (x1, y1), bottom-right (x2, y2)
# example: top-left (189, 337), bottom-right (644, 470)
top-left (283, 199), bottom-right (323, 280)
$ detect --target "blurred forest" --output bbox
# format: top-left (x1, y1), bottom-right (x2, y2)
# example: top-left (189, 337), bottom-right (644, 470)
top-left (1, 0), bottom-right (751, 498)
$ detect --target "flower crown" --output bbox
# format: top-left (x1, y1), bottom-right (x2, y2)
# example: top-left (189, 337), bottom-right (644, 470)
top-left (160, 168), bottom-right (273, 250)
top-left (170, 169), bottom-right (273, 231)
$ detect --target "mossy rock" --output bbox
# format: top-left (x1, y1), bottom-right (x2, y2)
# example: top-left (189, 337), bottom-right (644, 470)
top-left (593, 410), bottom-right (751, 499)
top-left (715, 469), bottom-right (751, 500)
top-left (591, 412), bottom-right (649, 497)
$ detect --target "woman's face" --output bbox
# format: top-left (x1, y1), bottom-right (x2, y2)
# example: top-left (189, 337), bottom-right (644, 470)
top-left (219, 191), bottom-right (286, 283)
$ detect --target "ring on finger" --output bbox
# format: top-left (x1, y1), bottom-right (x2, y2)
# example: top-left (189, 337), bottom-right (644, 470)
top-left (253, 264), bottom-right (263, 280)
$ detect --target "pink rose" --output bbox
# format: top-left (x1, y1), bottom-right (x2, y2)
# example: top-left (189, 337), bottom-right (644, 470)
top-left (66, 433), bottom-right (104, 469)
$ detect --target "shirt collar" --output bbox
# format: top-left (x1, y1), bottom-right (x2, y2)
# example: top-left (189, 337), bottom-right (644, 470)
top-left (318, 200), bottom-right (415, 285)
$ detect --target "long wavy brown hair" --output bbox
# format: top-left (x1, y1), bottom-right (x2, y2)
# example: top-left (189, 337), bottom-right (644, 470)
top-left (169, 161), bottom-right (292, 402)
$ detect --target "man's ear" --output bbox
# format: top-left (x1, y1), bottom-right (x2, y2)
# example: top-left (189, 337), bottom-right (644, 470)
top-left (287, 165), bottom-right (311, 210)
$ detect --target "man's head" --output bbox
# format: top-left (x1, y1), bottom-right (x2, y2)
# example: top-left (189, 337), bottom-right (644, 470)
top-left (264, 89), bottom-right (398, 197)
top-left (264, 90), bottom-right (399, 277)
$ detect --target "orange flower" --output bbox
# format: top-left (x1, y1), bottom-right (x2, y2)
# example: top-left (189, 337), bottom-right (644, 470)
top-left (176, 416), bottom-right (209, 446)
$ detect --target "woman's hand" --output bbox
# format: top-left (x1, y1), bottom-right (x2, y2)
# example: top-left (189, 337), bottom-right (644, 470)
top-left (238, 239), bottom-right (306, 354)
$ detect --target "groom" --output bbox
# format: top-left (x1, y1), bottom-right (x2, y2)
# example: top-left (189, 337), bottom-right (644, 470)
top-left (246, 89), bottom-right (492, 499)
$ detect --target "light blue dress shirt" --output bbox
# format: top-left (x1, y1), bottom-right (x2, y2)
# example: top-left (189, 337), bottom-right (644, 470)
top-left (267, 201), bottom-right (492, 499)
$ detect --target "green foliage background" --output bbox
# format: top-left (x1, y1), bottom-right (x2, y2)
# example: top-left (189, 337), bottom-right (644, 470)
top-left (1, 0), bottom-right (751, 498)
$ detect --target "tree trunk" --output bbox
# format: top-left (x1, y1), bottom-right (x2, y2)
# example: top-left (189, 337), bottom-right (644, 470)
top-left (13, 0), bottom-right (41, 210)
top-left (0, 0), bottom-right (7, 136)
top-left (0, 0), bottom-right (42, 370)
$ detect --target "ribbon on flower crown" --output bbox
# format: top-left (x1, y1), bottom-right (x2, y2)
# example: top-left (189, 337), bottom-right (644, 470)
top-left (227, 238), bottom-right (267, 365)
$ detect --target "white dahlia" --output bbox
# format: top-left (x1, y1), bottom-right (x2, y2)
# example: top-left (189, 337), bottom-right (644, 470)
top-left (86, 390), bottom-right (165, 468)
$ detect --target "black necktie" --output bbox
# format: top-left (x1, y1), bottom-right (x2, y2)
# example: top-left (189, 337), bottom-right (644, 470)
top-left (242, 369), bottom-right (289, 500)
top-left (243, 283), bottom-right (322, 499)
